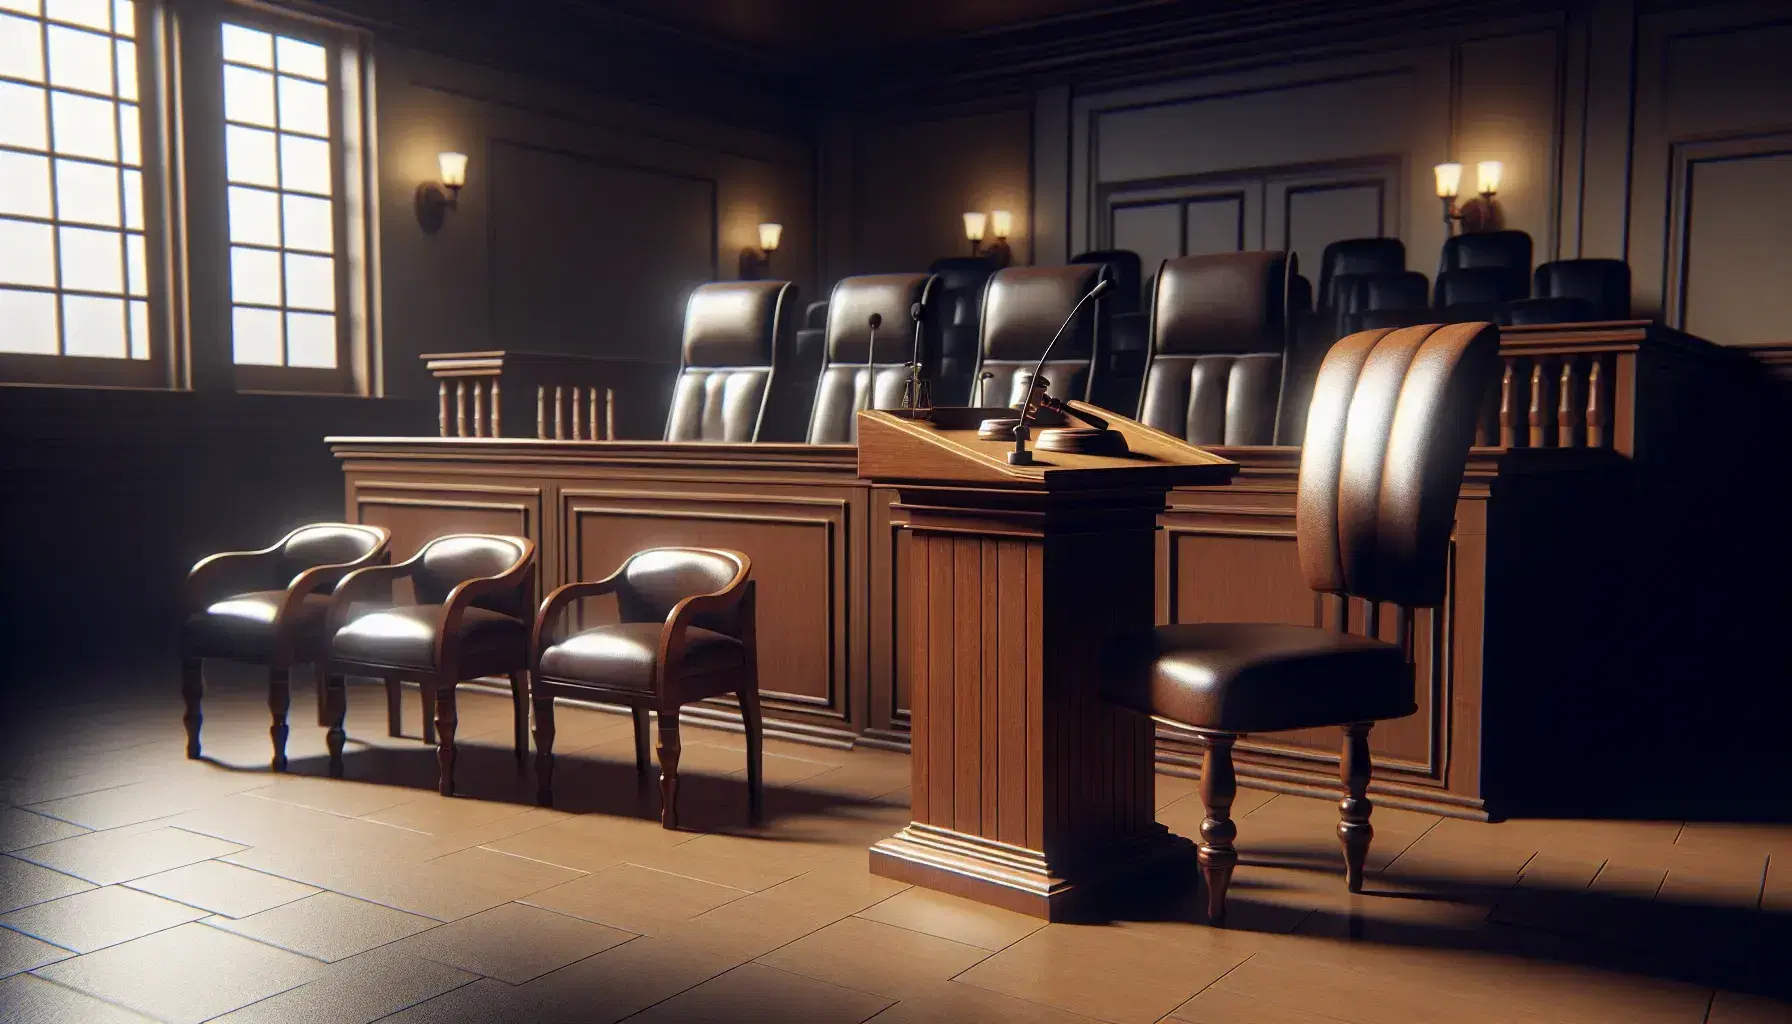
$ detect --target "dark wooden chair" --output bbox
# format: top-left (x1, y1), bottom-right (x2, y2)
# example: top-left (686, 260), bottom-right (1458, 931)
top-left (182, 523), bottom-right (391, 770)
top-left (530, 547), bottom-right (760, 830)
top-left (1101, 321), bottom-right (1502, 924)
top-left (322, 533), bottom-right (535, 796)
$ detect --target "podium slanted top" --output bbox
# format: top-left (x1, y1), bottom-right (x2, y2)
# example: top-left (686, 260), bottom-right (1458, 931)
top-left (856, 404), bottom-right (1238, 490)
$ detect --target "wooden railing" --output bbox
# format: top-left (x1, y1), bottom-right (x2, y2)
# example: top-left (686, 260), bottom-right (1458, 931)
top-left (421, 352), bottom-right (676, 441)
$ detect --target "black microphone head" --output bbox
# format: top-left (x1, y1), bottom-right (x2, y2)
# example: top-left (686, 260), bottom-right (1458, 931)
top-left (867, 312), bottom-right (882, 330)
top-left (909, 301), bottom-right (923, 322)
top-left (1088, 278), bottom-right (1113, 299)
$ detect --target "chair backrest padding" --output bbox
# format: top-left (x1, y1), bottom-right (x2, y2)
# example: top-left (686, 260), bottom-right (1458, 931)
top-left (807, 274), bottom-right (935, 445)
top-left (975, 263), bottom-right (1106, 407)
top-left (1295, 322), bottom-right (1501, 608)
top-left (665, 281), bottom-right (793, 443)
top-left (617, 547), bottom-right (748, 637)
top-left (277, 524), bottom-right (386, 587)
top-left (414, 535), bottom-right (531, 617)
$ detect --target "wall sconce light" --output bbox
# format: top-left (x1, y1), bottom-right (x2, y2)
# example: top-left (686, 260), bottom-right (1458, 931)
top-left (739, 221), bottom-right (783, 280)
top-left (990, 209), bottom-right (1012, 242)
top-left (415, 151), bottom-right (467, 234)
top-left (1435, 159), bottom-right (1504, 234)
top-left (962, 212), bottom-right (987, 255)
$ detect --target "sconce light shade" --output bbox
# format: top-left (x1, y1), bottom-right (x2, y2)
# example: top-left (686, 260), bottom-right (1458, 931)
top-left (962, 211), bottom-right (987, 243)
top-left (438, 151), bottom-right (468, 189)
top-left (990, 209), bottom-right (1013, 239)
top-left (1476, 160), bottom-right (1503, 196)
top-left (758, 222), bottom-right (783, 253)
top-left (1434, 162), bottom-right (1462, 199)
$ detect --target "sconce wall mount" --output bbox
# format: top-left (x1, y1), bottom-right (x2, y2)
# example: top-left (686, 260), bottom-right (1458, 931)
top-left (739, 222), bottom-right (782, 280)
top-left (1435, 160), bottom-right (1504, 234)
top-left (964, 209), bottom-right (1014, 268)
top-left (416, 151), bottom-right (468, 234)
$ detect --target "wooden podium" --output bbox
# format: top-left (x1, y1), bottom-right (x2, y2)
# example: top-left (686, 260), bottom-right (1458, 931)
top-left (858, 404), bottom-right (1237, 919)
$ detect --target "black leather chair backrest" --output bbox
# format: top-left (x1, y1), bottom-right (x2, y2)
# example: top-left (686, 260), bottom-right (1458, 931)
top-left (1296, 322), bottom-right (1501, 608)
top-left (974, 263), bottom-right (1107, 408)
top-left (1435, 267), bottom-right (1525, 307)
top-left (1436, 231), bottom-right (1532, 304)
top-left (806, 273), bottom-right (936, 445)
top-left (1317, 238), bottom-right (1406, 313)
top-left (927, 256), bottom-right (998, 405)
top-left (1290, 273), bottom-right (1314, 314)
top-left (1070, 249), bottom-right (1144, 316)
top-left (1532, 259), bottom-right (1630, 319)
top-left (1506, 296), bottom-right (1597, 325)
top-left (804, 301), bottom-right (829, 329)
top-left (664, 281), bottom-right (794, 443)
top-left (414, 534), bottom-right (531, 617)
top-left (617, 547), bottom-right (747, 636)
top-left (1137, 251), bottom-right (1291, 446)
top-left (276, 524), bottom-right (386, 587)
top-left (1336, 271), bottom-right (1430, 316)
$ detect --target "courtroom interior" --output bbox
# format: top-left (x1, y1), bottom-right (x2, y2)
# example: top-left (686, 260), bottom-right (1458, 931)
top-left (3, 0), bottom-right (1791, 1021)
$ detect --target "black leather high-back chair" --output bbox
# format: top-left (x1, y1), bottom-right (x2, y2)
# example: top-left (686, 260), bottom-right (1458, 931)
top-left (1317, 238), bottom-right (1407, 313)
top-left (972, 263), bottom-right (1108, 408)
top-left (1532, 259), bottom-right (1630, 320)
top-left (1437, 231), bottom-right (1532, 305)
top-left (927, 256), bottom-right (998, 405)
top-left (1103, 321), bottom-right (1501, 925)
top-left (1337, 271), bottom-right (1430, 317)
top-left (664, 281), bottom-right (795, 443)
top-left (806, 273), bottom-right (936, 444)
top-left (1136, 251), bottom-right (1291, 446)
top-left (1070, 249), bottom-right (1144, 315)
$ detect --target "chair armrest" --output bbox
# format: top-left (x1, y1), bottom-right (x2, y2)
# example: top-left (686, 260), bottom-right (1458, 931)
top-left (327, 560), bottom-right (417, 637)
top-left (269, 547), bottom-right (390, 659)
top-left (530, 571), bottom-right (626, 661)
top-left (187, 543), bottom-right (282, 612)
top-left (435, 540), bottom-right (537, 669)
top-left (656, 566), bottom-right (752, 680)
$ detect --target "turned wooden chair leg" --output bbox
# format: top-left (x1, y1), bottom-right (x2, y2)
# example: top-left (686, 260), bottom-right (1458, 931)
top-left (1339, 722), bottom-right (1376, 893)
top-left (656, 712), bottom-right (682, 830)
top-left (509, 670), bottom-right (529, 771)
top-left (533, 692), bottom-right (556, 806)
top-left (326, 673), bottom-right (349, 777)
top-left (420, 682), bottom-right (437, 745)
top-left (631, 708), bottom-right (652, 775)
top-left (314, 663), bottom-right (328, 727)
top-left (385, 677), bottom-right (403, 737)
top-left (740, 687), bottom-right (764, 826)
top-left (181, 657), bottom-right (203, 759)
top-left (434, 683), bottom-right (458, 797)
top-left (268, 668), bottom-right (291, 773)
top-left (1197, 732), bottom-right (1240, 925)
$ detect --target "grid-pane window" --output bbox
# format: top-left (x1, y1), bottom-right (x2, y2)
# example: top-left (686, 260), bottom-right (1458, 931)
top-left (221, 22), bottom-right (338, 370)
top-left (0, 0), bottom-right (149, 360)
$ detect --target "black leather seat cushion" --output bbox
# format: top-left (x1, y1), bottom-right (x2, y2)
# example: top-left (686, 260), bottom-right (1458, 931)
top-left (1102, 622), bottom-right (1414, 734)
top-left (184, 590), bottom-right (331, 662)
top-left (332, 604), bottom-right (525, 671)
top-left (538, 622), bottom-right (744, 691)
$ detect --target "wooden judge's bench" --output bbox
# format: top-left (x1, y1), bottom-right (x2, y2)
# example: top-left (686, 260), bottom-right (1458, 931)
top-left (333, 321), bottom-right (1783, 823)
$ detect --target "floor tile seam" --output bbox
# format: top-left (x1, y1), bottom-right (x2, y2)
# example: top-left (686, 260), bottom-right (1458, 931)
top-left (14, 844), bottom-right (256, 889)
top-left (214, 964), bottom-right (483, 1024)
top-left (0, 919), bottom-right (82, 956)
top-left (15, 970), bottom-right (164, 1022)
top-left (241, 789), bottom-right (410, 822)
top-left (443, 843), bottom-right (594, 879)
top-left (843, 905), bottom-right (1033, 954)
top-left (603, 860), bottom-right (761, 898)
top-left (739, 959), bottom-right (899, 1011)
top-left (121, 858), bottom-right (326, 907)
top-left (198, 902), bottom-right (448, 965)
top-left (1371, 814), bottom-right (1447, 876)
top-left (13, 912), bottom-right (202, 958)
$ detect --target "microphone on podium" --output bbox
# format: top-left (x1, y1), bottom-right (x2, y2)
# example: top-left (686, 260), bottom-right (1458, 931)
top-left (1007, 276), bottom-right (1111, 465)
top-left (862, 312), bottom-right (882, 414)
top-left (902, 277), bottom-right (938, 412)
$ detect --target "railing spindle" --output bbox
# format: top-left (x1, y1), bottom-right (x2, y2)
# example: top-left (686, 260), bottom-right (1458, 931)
top-left (455, 381), bottom-right (467, 438)
top-left (605, 389), bottom-right (615, 440)
top-left (438, 381), bottom-right (450, 437)
top-left (571, 387), bottom-right (584, 440)
top-left (1528, 360), bottom-right (1549, 448)
top-left (1556, 356), bottom-right (1578, 448)
top-left (536, 386), bottom-right (547, 439)
top-left (1586, 357), bottom-right (1606, 449)
top-left (491, 379), bottom-right (502, 437)
top-left (589, 388), bottom-right (600, 441)
top-left (554, 386), bottom-right (565, 440)
top-left (474, 380), bottom-right (487, 437)
top-left (1499, 360), bottom-right (1519, 447)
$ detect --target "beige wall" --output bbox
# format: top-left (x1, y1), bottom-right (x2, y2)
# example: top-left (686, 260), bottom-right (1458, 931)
top-left (376, 44), bottom-right (815, 399)
top-left (822, 0), bottom-right (1792, 347)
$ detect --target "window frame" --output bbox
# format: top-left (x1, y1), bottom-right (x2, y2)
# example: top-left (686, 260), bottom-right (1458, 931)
top-left (0, 0), bottom-right (175, 388)
top-left (212, 2), bottom-right (375, 396)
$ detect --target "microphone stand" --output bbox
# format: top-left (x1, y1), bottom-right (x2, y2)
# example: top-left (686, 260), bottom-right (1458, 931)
top-left (1007, 277), bottom-right (1111, 466)
top-left (862, 312), bottom-right (881, 417)
top-left (901, 276), bottom-right (938, 413)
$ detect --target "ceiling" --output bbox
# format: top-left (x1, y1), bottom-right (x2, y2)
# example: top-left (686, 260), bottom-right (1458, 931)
top-left (588, 0), bottom-right (1161, 59)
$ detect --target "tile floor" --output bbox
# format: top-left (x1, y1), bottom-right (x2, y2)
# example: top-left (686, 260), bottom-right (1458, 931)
top-left (0, 663), bottom-right (1788, 1023)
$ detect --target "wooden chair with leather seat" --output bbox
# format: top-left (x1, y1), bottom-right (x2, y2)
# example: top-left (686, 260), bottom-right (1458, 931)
top-left (321, 533), bottom-right (535, 796)
top-left (1101, 321), bottom-right (1502, 924)
top-left (529, 547), bottom-right (760, 830)
top-left (182, 523), bottom-right (391, 770)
